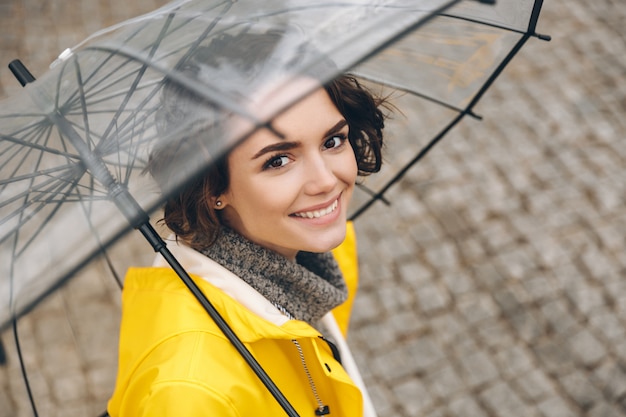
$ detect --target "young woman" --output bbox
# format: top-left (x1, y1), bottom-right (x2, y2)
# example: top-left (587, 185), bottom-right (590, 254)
top-left (108, 30), bottom-right (389, 417)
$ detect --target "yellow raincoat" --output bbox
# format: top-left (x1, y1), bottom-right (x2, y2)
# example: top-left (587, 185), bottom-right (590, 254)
top-left (108, 223), bottom-right (371, 417)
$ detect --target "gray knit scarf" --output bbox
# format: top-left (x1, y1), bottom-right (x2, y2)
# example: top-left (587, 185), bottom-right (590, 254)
top-left (200, 227), bottom-right (348, 325)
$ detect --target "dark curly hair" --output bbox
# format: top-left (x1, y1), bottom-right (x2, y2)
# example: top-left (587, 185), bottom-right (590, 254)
top-left (150, 30), bottom-right (390, 250)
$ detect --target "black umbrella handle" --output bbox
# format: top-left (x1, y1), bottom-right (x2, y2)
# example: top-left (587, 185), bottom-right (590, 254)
top-left (8, 60), bottom-right (35, 87)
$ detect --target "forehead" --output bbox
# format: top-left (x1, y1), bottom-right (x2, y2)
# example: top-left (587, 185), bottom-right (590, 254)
top-left (231, 85), bottom-right (344, 156)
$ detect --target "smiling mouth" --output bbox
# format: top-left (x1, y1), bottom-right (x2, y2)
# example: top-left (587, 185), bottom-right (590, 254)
top-left (292, 198), bottom-right (339, 219)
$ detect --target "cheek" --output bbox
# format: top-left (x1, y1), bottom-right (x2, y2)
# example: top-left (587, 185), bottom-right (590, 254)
top-left (232, 177), bottom-right (293, 218)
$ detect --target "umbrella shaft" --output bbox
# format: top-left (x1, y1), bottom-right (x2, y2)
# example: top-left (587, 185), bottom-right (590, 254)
top-left (48, 112), bottom-right (149, 227)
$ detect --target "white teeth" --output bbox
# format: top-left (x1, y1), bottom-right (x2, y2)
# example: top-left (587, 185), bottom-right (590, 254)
top-left (294, 199), bottom-right (338, 219)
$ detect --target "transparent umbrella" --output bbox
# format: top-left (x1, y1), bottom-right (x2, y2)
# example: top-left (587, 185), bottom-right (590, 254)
top-left (0, 0), bottom-right (549, 415)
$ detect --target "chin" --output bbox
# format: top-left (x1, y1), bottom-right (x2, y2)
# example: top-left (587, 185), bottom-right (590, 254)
top-left (303, 229), bottom-right (347, 253)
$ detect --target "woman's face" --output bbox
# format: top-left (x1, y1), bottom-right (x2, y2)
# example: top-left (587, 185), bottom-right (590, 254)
top-left (218, 87), bottom-right (358, 259)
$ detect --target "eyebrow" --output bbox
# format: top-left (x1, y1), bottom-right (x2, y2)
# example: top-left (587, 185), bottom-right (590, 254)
top-left (251, 119), bottom-right (348, 160)
top-left (252, 141), bottom-right (301, 160)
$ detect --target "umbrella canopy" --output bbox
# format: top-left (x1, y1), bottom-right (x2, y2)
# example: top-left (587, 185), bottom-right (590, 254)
top-left (0, 0), bottom-right (548, 330)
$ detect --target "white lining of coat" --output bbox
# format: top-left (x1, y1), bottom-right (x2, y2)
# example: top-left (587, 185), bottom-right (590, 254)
top-left (152, 237), bottom-right (290, 326)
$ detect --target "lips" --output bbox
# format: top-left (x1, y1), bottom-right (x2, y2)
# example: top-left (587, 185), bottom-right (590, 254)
top-left (291, 197), bottom-right (339, 219)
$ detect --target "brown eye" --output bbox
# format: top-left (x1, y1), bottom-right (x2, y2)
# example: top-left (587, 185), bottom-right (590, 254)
top-left (324, 135), bottom-right (346, 149)
top-left (264, 155), bottom-right (290, 170)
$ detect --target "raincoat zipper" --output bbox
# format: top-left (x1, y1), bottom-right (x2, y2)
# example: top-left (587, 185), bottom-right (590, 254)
top-left (291, 339), bottom-right (330, 416)
top-left (274, 304), bottom-right (330, 415)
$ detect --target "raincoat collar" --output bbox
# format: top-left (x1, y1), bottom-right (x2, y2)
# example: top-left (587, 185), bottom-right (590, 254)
top-left (150, 238), bottom-right (321, 339)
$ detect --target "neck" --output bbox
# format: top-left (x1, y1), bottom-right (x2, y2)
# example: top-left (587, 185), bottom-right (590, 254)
top-left (199, 227), bottom-right (347, 325)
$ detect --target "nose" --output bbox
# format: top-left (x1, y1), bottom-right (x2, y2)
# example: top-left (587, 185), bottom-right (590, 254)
top-left (303, 153), bottom-right (337, 195)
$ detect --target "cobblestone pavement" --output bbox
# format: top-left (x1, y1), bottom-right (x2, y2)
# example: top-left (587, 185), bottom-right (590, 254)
top-left (1, 0), bottom-right (625, 416)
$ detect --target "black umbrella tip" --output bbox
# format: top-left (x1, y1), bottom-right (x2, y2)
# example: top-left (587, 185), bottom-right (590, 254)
top-left (535, 32), bottom-right (552, 41)
top-left (8, 59), bottom-right (36, 87)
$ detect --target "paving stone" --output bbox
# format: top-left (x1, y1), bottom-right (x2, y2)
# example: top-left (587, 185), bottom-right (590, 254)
top-left (371, 336), bottom-right (445, 382)
top-left (558, 370), bottom-right (604, 411)
top-left (51, 372), bottom-right (88, 403)
top-left (376, 282), bottom-right (416, 315)
top-left (388, 310), bottom-right (428, 339)
top-left (86, 364), bottom-right (117, 404)
top-left (425, 363), bottom-right (464, 400)
top-left (536, 396), bottom-right (579, 417)
top-left (391, 377), bottom-right (434, 417)
top-left (458, 350), bottom-right (500, 389)
top-left (441, 268), bottom-right (476, 297)
top-left (593, 360), bottom-right (626, 401)
top-left (514, 369), bottom-right (555, 403)
top-left (0, 388), bottom-right (15, 417)
top-left (457, 293), bottom-right (500, 326)
top-left (533, 338), bottom-right (578, 376)
top-left (449, 394), bottom-right (489, 417)
top-left (541, 299), bottom-right (580, 336)
top-left (429, 312), bottom-right (467, 347)
top-left (397, 260), bottom-right (433, 289)
top-left (495, 245), bottom-right (539, 281)
top-left (479, 381), bottom-right (536, 417)
top-left (366, 384), bottom-right (396, 417)
top-left (588, 308), bottom-right (626, 343)
top-left (349, 291), bottom-right (385, 326)
top-left (494, 345), bottom-right (534, 379)
top-left (568, 329), bottom-right (607, 367)
top-left (474, 318), bottom-right (516, 349)
top-left (351, 320), bottom-right (399, 353)
top-left (587, 403), bottom-right (625, 417)
top-left (416, 282), bottom-right (452, 315)
top-left (497, 302), bottom-right (547, 343)
top-left (455, 236), bottom-right (488, 266)
top-left (522, 273), bottom-right (562, 303)
top-left (470, 262), bottom-right (507, 291)
top-left (424, 241), bottom-right (461, 271)
top-left (423, 406), bottom-right (447, 417)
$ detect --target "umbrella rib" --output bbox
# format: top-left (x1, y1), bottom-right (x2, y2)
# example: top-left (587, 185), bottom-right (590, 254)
top-left (61, 0), bottom-right (231, 112)
top-left (59, 1), bottom-right (181, 109)
top-left (83, 43), bottom-right (267, 127)
top-left (440, 0), bottom-right (549, 40)
top-left (0, 167), bottom-right (84, 218)
top-left (12, 176), bottom-right (87, 258)
top-left (352, 74), bottom-right (479, 119)
top-left (90, 1), bottom-right (234, 146)
top-left (438, 13), bottom-right (527, 36)
top-left (97, 1), bottom-right (235, 181)
top-left (0, 124), bottom-right (54, 179)
top-left (0, 134), bottom-right (80, 159)
top-left (0, 174), bottom-right (79, 250)
top-left (350, 110), bottom-right (465, 220)
top-left (72, 58), bottom-right (96, 155)
top-left (326, 0), bottom-right (465, 86)
top-left (350, 1), bottom-right (545, 220)
top-left (0, 165), bottom-right (81, 187)
top-left (96, 14), bottom-right (175, 149)
top-left (78, 77), bottom-right (161, 110)
top-left (161, 0), bottom-right (233, 68)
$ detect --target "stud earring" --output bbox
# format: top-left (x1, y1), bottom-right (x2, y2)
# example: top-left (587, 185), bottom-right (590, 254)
top-left (215, 200), bottom-right (223, 208)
